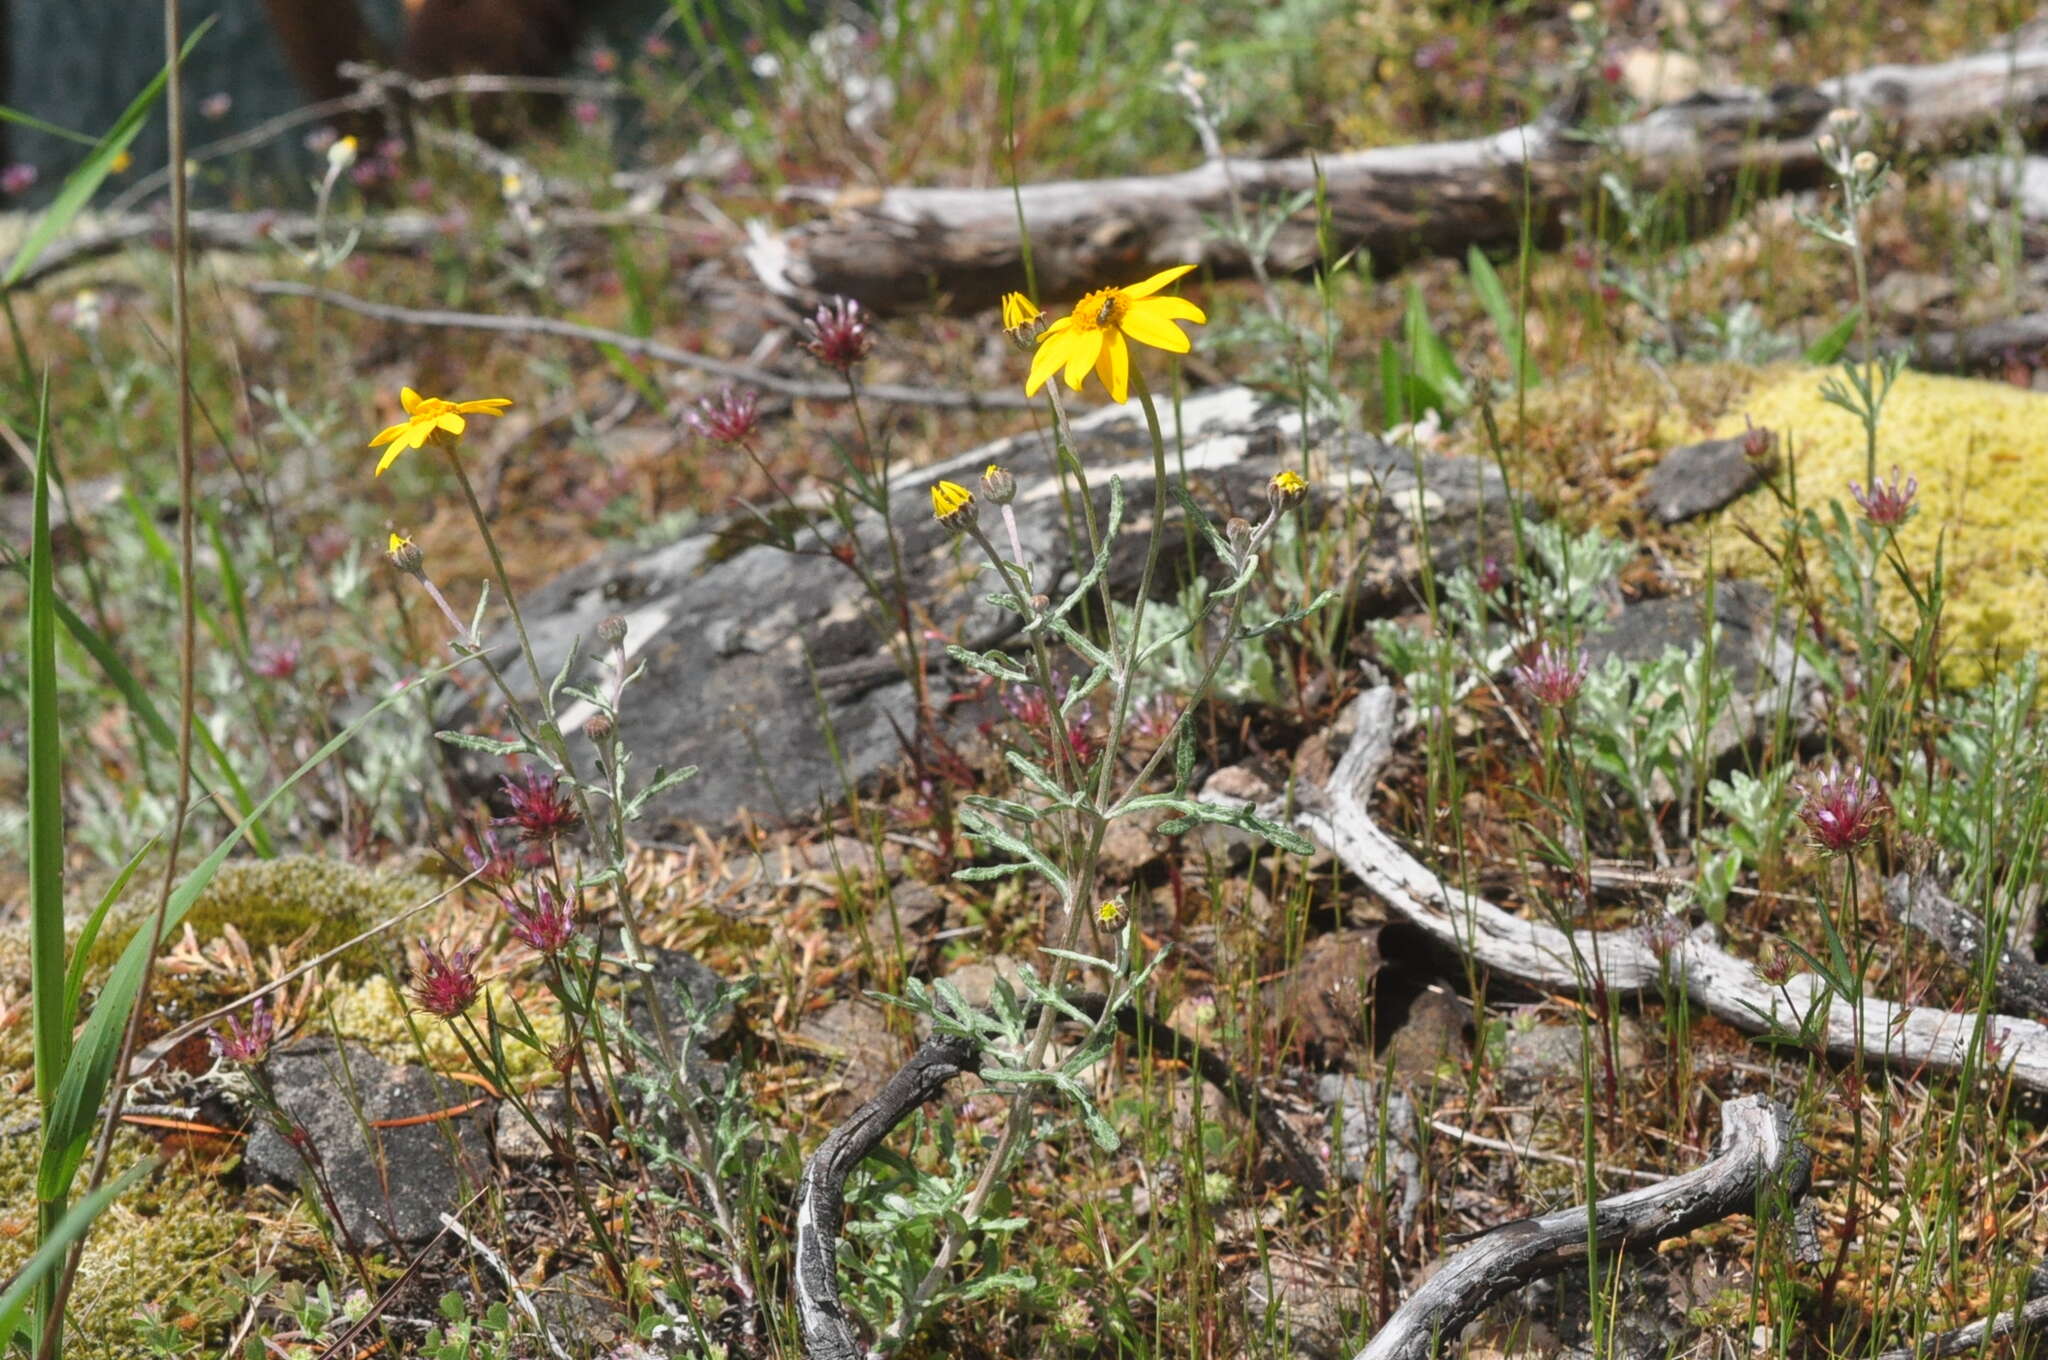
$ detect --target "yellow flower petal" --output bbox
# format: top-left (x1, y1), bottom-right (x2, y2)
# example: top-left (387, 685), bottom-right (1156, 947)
top-left (1134, 294), bottom-right (1206, 325)
top-left (437, 412), bottom-right (467, 436)
top-left (388, 533), bottom-right (407, 553)
top-left (368, 421), bottom-right (407, 448)
top-left (1120, 264), bottom-right (1196, 299)
top-left (1119, 305), bottom-right (1194, 354)
top-left (453, 397), bottom-right (513, 415)
top-left (1095, 331), bottom-right (1130, 404)
top-left (375, 444), bottom-right (404, 476)
top-left (1025, 334), bottom-right (1069, 396)
top-left (1062, 328), bottom-right (1104, 391)
top-left (400, 386), bottom-right (423, 415)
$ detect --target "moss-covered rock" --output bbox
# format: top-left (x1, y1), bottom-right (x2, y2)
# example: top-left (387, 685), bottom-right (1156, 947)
top-left (87, 855), bottom-right (442, 981)
top-left (0, 1098), bottom-right (244, 1358)
top-left (325, 972), bottom-right (568, 1082)
top-left (1707, 367), bottom-right (2048, 687)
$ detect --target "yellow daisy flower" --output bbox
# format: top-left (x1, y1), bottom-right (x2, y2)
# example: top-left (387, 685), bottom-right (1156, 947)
top-left (930, 479), bottom-right (977, 529)
top-left (1025, 265), bottom-right (1206, 405)
top-left (1000, 291), bottom-right (1040, 331)
top-left (368, 387), bottom-right (514, 474)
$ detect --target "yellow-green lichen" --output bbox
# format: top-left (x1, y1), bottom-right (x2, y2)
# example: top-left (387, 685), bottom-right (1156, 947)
top-left (1706, 366), bottom-right (2048, 687)
top-left (323, 972), bottom-right (568, 1081)
top-left (0, 1099), bottom-right (243, 1358)
top-left (88, 855), bottom-right (443, 982)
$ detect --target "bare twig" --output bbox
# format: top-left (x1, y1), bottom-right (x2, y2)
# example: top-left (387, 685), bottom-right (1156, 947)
top-left (793, 994), bottom-right (1325, 1360)
top-left (1355, 1096), bottom-right (1809, 1360)
top-left (242, 279), bottom-right (1037, 411)
top-left (1866, 1283), bottom-right (2048, 1360)
top-left (1293, 687), bottom-right (2048, 1095)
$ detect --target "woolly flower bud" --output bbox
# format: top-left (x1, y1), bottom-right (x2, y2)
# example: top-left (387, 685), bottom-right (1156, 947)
top-left (326, 135), bottom-right (359, 173)
top-left (1567, 0), bottom-right (1596, 21)
top-left (980, 463), bottom-right (1017, 505)
top-left (930, 479), bottom-right (977, 530)
top-left (1268, 469), bottom-right (1308, 514)
top-left (1851, 150), bottom-right (1880, 178)
top-left (583, 712), bottom-right (615, 744)
top-left (1826, 106), bottom-right (1862, 131)
top-left (1816, 132), bottom-right (1839, 159)
top-left (596, 614), bottom-right (629, 647)
top-left (1225, 516), bottom-right (1254, 558)
top-left (386, 532), bottom-right (424, 576)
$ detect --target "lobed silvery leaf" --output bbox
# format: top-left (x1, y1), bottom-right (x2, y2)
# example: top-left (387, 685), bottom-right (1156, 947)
top-left (434, 730), bottom-right (531, 756)
top-left (963, 793), bottom-right (1041, 824)
top-left (1244, 588), bottom-right (1340, 638)
top-left (947, 644), bottom-right (1030, 684)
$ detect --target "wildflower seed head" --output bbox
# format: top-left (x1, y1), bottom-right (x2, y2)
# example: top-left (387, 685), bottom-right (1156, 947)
top-left (930, 479), bottom-right (978, 530)
top-left (803, 296), bottom-right (875, 371)
top-left (1757, 939), bottom-right (1797, 985)
top-left (1096, 898), bottom-right (1126, 927)
top-left (1741, 421), bottom-right (1775, 462)
top-left (505, 885), bottom-right (578, 956)
top-left (596, 614), bottom-right (629, 648)
top-left (253, 640), bottom-right (302, 680)
top-left (495, 766), bottom-right (581, 844)
top-left (1268, 469), bottom-right (1309, 514)
top-left (1849, 465), bottom-right (1918, 527)
top-left (688, 386), bottom-right (762, 445)
top-left (210, 999), bottom-right (277, 1065)
top-left (1513, 639), bottom-right (1587, 708)
top-left (1796, 762), bottom-right (1889, 855)
top-left (463, 826), bottom-right (522, 893)
top-left (386, 532), bottom-right (425, 576)
top-left (1000, 291), bottom-right (1046, 349)
top-left (411, 940), bottom-right (481, 1018)
top-left (980, 463), bottom-right (1017, 505)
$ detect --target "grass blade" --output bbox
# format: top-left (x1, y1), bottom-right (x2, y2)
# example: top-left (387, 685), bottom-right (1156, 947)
top-left (36, 654), bottom-right (471, 1201)
top-left (2, 15), bottom-right (215, 287)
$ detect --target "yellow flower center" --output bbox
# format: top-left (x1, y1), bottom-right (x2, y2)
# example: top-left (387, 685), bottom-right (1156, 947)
top-left (411, 397), bottom-right (456, 422)
top-left (1073, 287), bottom-right (1127, 332)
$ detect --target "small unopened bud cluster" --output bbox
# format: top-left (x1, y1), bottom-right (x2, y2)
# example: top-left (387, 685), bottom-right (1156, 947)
top-left (1815, 106), bottom-right (1886, 197)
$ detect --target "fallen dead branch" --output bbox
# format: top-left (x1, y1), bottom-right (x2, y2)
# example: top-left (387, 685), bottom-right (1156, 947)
top-left (748, 34), bottom-right (2048, 312)
top-left (1354, 1095), bottom-right (1809, 1360)
top-left (1294, 686), bottom-right (2048, 1096)
top-left (243, 280), bottom-right (1037, 410)
top-left (1867, 1284), bottom-right (2048, 1360)
top-left (7, 210), bottom-right (453, 293)
top-left (793, 993), bottom-right (1324, 1360)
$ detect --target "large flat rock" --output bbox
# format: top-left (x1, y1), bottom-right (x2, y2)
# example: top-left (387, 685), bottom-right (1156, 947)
top-left (459, 388), bottom-right (1520, 831)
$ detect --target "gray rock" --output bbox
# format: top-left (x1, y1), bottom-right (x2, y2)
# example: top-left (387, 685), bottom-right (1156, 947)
top-left (1315, 1074), bottom-right (1422, 1225)
top-left (1642, 432), bottom-right (1773, 524)
top-left (244, 1040), bottom-right (493, 1248)
top-left (493, 1088), bottom-right (570, 1165)
top-left (450, 387), bottom-right (1520, 832)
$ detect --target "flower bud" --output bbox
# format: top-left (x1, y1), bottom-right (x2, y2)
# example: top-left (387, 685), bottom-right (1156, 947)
top-left (980, 463), bottom-right (1017, 505)
top-left (1268, 469), bottom-right (1308, 514)
top-left (1816, 132), bottom-right (1838, 159)
top-left (596, 614), bottom-right (628, 647)
top-left (1095, 898), bottom-right (1126, 927)
top-left (326, 135), bottom-right (358, 173)
top-left (1851, 150), bottom-right (1879, 178)
top-left (930, 479), bottom-right (978, 530)
top-left (583, 712), bottom-right (615, 743)
top-left (386, 532), bottom-right (424, 576)
top-left (1000, 292), bottom-right (1045, 349)
top-left (1567, 0), bottom-right (1596, 21)
top-left (1826, 105), bottom-right (1861, 131)
top-left (1225, 516), bottom-right (1254, 558)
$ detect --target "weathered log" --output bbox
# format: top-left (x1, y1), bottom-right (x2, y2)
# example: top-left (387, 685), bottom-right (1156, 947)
top-left (1353, 1095), bottom-right (1808, 1360)
top-left (1884, 872), bottom-right (2048, 1020)
top-left (747, 36), bottom-right (2048, 313)
top-left (1293, 686), bottom-right (2048, 1096)
top-left (792, 993), bottom-right (1325, 1360)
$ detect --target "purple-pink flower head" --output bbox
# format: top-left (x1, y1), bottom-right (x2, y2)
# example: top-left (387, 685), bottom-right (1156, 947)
top-left (505, 885), bottom-right (578, 956)
top-left (411, 940), bottom-right (481, 1018)
top-left (253, 640), bottom-right (301, 680)
top-left (495, 767), bottom-right (580, 844)
top-left (1513, 639), bottom-right (1587, 708)
top-left (463, 824), bottom-right (523, 893)
top-left (1849, 466), bottom-right (1918, 528)
top-left (1796, 763), bottom-right (1890, 855)
top-left (688, 386), bottom-right (762, 446)
top-left (210, 999), bottom-right (276, 1065)
top-left (803, 297), bottom-right (875, 371)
